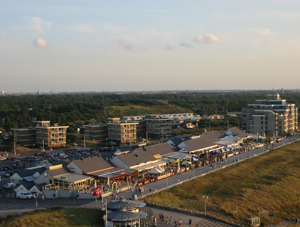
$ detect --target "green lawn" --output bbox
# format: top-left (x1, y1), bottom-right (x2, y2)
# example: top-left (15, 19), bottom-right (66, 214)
top-left (0, 207), bottom-right (104, 227)
top-left (144, 141), bottom-right (300, 226)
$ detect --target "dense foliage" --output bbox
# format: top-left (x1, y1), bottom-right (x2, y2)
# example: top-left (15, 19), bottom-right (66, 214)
top-left (0, 91), bottom-right (299, 133)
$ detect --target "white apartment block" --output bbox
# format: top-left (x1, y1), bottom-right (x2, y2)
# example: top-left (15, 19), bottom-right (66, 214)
top-left (241, 93), bottom-right (298, 136)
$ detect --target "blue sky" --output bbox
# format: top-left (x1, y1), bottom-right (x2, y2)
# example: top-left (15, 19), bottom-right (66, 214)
top-left (1, 0), bottom-right (300, 93)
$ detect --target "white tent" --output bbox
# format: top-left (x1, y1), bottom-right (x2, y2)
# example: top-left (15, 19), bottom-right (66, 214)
top-left (148, 168), bottom-right (164, 174)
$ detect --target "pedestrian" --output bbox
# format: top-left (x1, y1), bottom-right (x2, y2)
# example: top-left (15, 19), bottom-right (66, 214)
top-left (174, 220), bottom-right (177, 227)
top-left (42, 194), bottom-right (45, 201)
top-left (169, 216), bottom-right (172, 224)
top-left (166, 217), bottom-right (169, 224)
top-left (159, 213), bottom-right (162, 220)
top-left (162, 213), bottom-right (164, 221)
top-left (179, 219), bottom-right (182, 227)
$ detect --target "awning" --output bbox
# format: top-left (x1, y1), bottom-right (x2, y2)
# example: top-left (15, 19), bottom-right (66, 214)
top-left (23, 176), bottom-right (36, 182)
top-left (54, 173), bottom-right (93, 184)
top-left (131, 160), bottom-right (167, 172)
top-left (93, 168), bottom-right (136, 179)
top-left (162, 152), bottom-right (193, 160)
top-left (181, 161), bottom-right (191, 165)
top-left (148, 167), bottom-right (164, 174)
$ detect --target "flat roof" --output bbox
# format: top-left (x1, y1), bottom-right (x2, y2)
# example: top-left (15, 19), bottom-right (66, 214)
top-left (54, 173), bottom-right (93, 183)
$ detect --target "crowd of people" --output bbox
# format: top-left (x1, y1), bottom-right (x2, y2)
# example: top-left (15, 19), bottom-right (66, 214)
top-left (158, 213), bottom-right (182, 227)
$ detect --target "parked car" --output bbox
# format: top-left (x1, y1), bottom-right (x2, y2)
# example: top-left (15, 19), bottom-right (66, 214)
top-left (0, 166), bottom-right (7, 171)
top-left (13, 169), bottom-right (20, 174)
top-left (7, 170), bottom-right (14, 176)
top-left (7, 155), bottom-right (17, 160)
top-left (0, 172), bottom-right (8, 177)
top-left (4, 183), bottom-right (16, 188)
top-left (16, 191), bottom-right (34, 199)
top-left (4, 165), bottom-right (13, 170)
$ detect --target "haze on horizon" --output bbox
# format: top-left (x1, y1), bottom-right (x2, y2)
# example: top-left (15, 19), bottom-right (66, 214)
top-left (1, 0), bottom-right (300, 93)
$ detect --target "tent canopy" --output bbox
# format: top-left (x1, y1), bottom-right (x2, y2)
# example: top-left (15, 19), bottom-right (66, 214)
top-left (148, 167), bottom-right (164, 174)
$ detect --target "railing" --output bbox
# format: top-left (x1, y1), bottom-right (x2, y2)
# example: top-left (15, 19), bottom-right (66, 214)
top-left (144, 202), bottom-right (243, 227)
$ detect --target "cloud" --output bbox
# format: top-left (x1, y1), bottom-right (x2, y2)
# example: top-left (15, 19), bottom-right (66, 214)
top-left (70, 25), bottom-right (95, 33)
top-left (118, 40), bottom-right (133, 50)
top-left (34, 38), bottom-right (47, 48)
top-left (180, 43), bottom-right (193, 48)
top-left (165, 45), bottom-right (174, 50)
top-left (194, 34), bottom-right (220, 44)
top-left (26, 17), bottom-right (53, 33)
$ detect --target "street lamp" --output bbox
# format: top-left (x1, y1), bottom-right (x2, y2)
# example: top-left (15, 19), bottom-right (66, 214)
top-left (202, 195), bottom-right (209, 215)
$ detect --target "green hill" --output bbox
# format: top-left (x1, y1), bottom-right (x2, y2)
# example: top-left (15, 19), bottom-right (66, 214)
top-left (106, 104), bottom-right (192, 117)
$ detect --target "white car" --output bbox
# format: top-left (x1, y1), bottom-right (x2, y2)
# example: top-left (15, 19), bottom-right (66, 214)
top-left (16, 191), bottom-right (34, 199)
top-left (4, 183), bottom-right (16, 188)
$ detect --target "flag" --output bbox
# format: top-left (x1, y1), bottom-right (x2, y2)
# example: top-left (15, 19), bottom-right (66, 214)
top-left (92, 186), bottom-right (102, 196)
top-left (101, 201), bottom-right (106, 211)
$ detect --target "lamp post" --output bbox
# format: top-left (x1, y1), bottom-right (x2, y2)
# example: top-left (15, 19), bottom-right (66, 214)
top-left (202, 195), bottom-right (209, 215)
top-left (35, 194), bottom-right (38, 208)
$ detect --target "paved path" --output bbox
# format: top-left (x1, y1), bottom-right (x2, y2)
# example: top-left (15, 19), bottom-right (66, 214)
top-left (151, 207), bottom-right (233, 227)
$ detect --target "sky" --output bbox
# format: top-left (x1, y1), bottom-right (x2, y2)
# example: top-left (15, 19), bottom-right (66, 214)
top-left (1, 0), bottom-right (300, 93)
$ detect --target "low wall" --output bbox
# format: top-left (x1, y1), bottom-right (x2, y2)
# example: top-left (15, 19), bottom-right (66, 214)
top-left (43, 190), bottom-right (58, 198)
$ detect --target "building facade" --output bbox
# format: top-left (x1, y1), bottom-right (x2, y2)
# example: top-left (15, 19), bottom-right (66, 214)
top-left (83, 124), bottom-right (108, 142)
top-left (12, 121), bottom-right (68, 148)
top-left (145, 118), bottom-right (173, 137)
top-left (108, 122), bottom-right (138, 144)
top-left (241, 93), bottom-right (298, 136)
top-left (11, 128), bottom-right (36, 147)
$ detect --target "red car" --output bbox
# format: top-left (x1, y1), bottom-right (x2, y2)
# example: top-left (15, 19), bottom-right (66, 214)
top-left (7, 156), bottom-right (17, 160)
top-left (42, 152), bottom-right (50, 157)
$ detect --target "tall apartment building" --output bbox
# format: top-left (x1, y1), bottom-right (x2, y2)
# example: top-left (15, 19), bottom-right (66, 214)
top-left (107, 122), bottom-right (138, 144)
top-left (35, 121), bottom-right (69, 148)
top-left (11, 128), bottom-right (36, 147)
top-left (12, 121), bottom-right (68, 148)
top-left (145, 114), bottom-right (173, 137)
top-left (241, 93), bottom-right (298, 136)
top-left (83, 124), bottom-right (108, 142)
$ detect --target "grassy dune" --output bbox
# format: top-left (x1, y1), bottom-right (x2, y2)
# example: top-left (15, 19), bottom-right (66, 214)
top-left (106, 105), bottom-right (192, 117)
top-left (0, 207), bottom-right (104, 227)
top-left (144, 141), bottom-right (300, 226)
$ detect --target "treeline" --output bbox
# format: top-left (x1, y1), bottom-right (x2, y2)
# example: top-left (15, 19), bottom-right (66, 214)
top-left (0, 91), bottom-right (299, 133)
